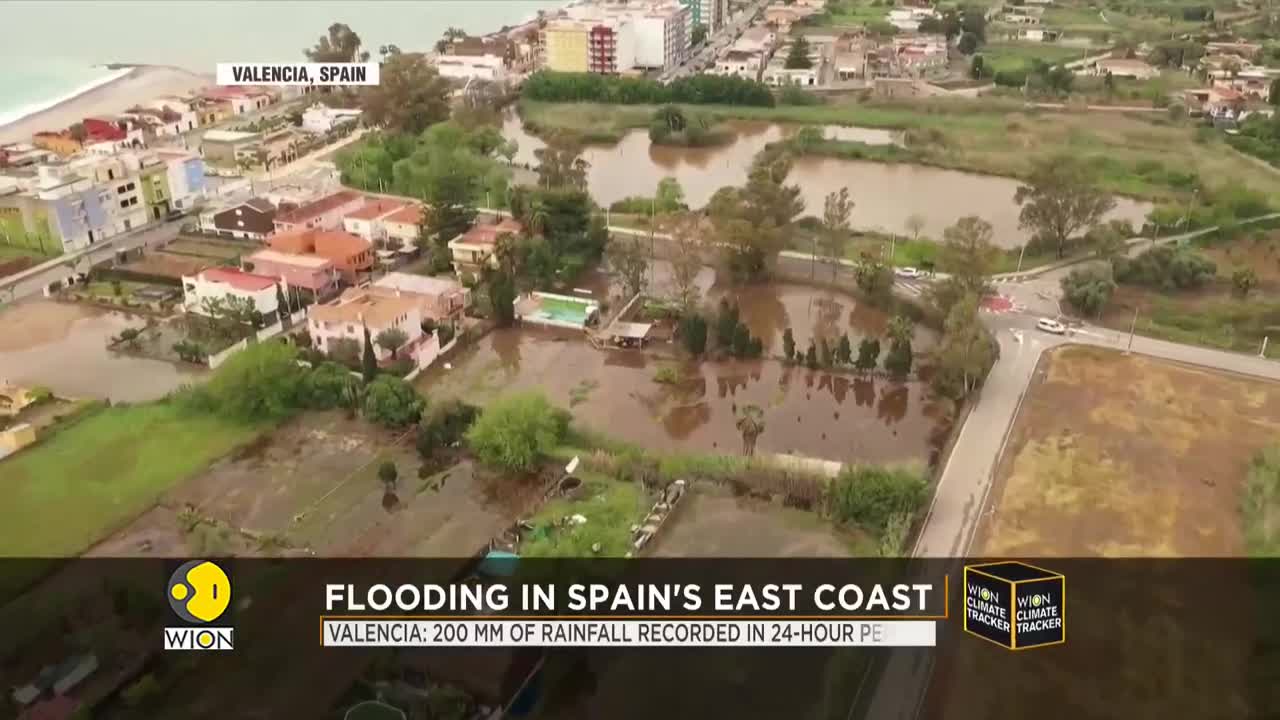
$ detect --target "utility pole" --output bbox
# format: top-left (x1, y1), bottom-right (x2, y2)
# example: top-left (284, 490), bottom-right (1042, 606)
top-left (1125, 305), bottom-right (1138, 353)
top-left (1261, 336), bottom-right (1270, 358)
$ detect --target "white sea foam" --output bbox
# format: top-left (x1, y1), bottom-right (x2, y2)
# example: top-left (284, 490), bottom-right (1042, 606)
top-left (0, 66), bottom-right (133, 131)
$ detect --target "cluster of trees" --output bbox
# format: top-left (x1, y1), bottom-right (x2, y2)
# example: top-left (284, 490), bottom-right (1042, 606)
top-left (919, 7), bottom-right (986, 54)
top-left (780, 316), bottom-right (915, 378)
top-left (648, 106), bottom-right (721, 147)
top-left (608, 177), bottom-right (688, 215)
top-left (675, 299), bottom-right (765, 359)
top-left (522, 71), bottom-right (775, 107)
top-left (993, 59), bottom-right (1075, 93)
top-left (465, 392), bottom-right (570, 473)
top-left (1016, 156), bottom-right (1117, 259)
top-left (177, 341), bottom-right (422, 429)
top-left (708, 149), bottom-right (805, 281)
top-left (1228, 112), bottom-right (1280, 169)
top-left (827, 465), bottom-right (927, 548)
top-left (1061, 244), bottom-right (1219, 317)
top-left (493, 185), bottom-right (608, 296)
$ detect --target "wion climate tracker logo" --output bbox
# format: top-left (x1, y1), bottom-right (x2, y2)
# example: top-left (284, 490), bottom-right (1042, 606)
top-left (163, 560), bottom-right (234, 651)
top-left (963, 561), bottom-right (1065, 651)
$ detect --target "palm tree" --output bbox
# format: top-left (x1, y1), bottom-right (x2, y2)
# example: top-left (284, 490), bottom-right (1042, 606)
top-left (735, 405), bottom-right (766, 457)
top-left (887, 315), bottom-right (914, 346)
top-left (527, 200), bottom-right (549, 238)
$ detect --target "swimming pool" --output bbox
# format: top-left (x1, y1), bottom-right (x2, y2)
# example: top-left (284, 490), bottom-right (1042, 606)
top-left (523, 292), bottom-right (598, 329)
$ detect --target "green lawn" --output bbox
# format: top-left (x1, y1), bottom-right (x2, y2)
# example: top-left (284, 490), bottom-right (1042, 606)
top-left (0, 244), bottom-right (51, 262)
top-left (520, 471), bottom-right (649, 557)
top-left (979, 42), bottom-right (1090, 73)
top-left (0, 403), bottom-right (264, 557)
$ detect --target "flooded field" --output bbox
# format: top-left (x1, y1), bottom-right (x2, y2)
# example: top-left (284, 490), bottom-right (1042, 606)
top-left (506, 114), bottom-right (1151, 249)
top-left (0, 300), bottom-right (202, 402)
top-left (419, 325), bottom-right (950, 467)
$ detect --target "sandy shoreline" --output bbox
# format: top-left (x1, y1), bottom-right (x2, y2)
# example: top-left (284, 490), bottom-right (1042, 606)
top-left (0, 65), bottom-right (212, 145)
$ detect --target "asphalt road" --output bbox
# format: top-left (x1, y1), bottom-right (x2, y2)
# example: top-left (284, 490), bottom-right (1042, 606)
top-left (0, 220), bottom-right (184, 301)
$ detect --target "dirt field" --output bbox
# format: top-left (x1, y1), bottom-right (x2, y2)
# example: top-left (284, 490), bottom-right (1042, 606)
top-left (87, 412), bottom-right (544, 557)
top-left (975, 345), bottom-right (1280, 556)
top-left (652, 486), bottom-right (865, 557)
top-left (922, 346), bottom-right (1276, 720)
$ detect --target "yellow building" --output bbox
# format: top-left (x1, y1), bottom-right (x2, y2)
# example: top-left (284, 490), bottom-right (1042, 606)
top-left (32, 132), bottom-right (83, 157)
top-left (543, 21), bottom-right (590, 73)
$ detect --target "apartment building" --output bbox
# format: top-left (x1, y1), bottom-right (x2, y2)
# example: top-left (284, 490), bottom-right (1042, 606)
top-left (544, 20), bottom-right (592, 72)
top-left (589, 18), bottom-right (638, 74)
top-left (272, 190), bottom-right (367, 233)
top-left (681, 0), bottom-right (728, 32)
top-left (555, 2), bottom-right (691, 72)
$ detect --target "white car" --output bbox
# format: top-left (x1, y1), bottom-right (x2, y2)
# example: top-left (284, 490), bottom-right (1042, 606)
top-left (1036, 318), bottom-right (1067, 335)
top-left (895, 267), bottom-right (922, 279)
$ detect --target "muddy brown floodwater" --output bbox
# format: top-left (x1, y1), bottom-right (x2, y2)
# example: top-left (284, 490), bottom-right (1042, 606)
top-left (0, 300), bottom-right (203, 402)
top-left (504, 113), bottom-right (1152, 249)
top-left (420, 326), bottom-right (950, 467)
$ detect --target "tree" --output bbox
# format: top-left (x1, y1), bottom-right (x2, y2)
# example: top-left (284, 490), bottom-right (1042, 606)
top-left (829, 466), bottom-right (927, 531)
top-left (904, 213), bottom-right (926, 242)
top-left (819, 336), bottom-right (833, 367)
top-left (359, 52), bottom-right (451, 135)
top-left (420, 169), bottom-right (478, 251)
top-left (609, 236), bottom-right (649, 299)
top-left (1090, 222), bottom-right (1128, 262)
top-left (361, 326), bottom-right (378, 382)
top-left (275, 284), bottom-right (291, 326)
top-left (1233, 267), bottom-right (1259, 297)
top-left (328, 337), bottom-right (362, 368)
top-left (1270, 78), bottom-right (1280, 107)
top-left (196, 341), bottom-right (305, 421)
top-left (305, 23), bottom-right (369, 63)
top-left (939, 216), bottom-right (998, 295)
top-left (1015, 156), bottom-right (1117, 259)
top-left (782, 327), bottom-right (796, 362)
top-left (655, 177), bottom-right (686, 213)
top-left (884, 339), bottom-right (913, 378)
top-left (378, 461), bottom-right (399, 492)
top-left (534, 137), bottom-right (590, 190)
top-left (375, 327), bottom-right (410, 359)
top-left (363, 375), bottom-right (423, 427)
top-left (488, 269), bottom-right (517, 326)
top-left (855, 337), bottom-right (880, 372)
top-left (970, 55), bottom-right (985, 80)
top-left (1060, 266), bottom-right (1115, 316)
top-left (715, 299), bottom-right (740, 350)
top-left (887, 315), bottom-right (914, 347)
top-left (708, 150), bottom-right (804, 281)
top-left (466, 392), bottom-right (569, 472)
top-left (785, 36), bottom-right (814, 70)
top-left (836, 333), bottom-right (853, 366)
top-left (805, 342), bottom-right (819, 370)
top-left (854, 258), bottom-right (894, 303)
top-left (679, 312), bottom-right (708, 355)
top-left (669, 217), bottom-right (704, 313)
top-left (735, 404), bottom-right (766, 456)
top-left (67, 122), bottom-right (87, 142)
top-left (305, 362), bottom-right (359, 409)
top-left (957, 32), bottom-right (979, 55)
top-left (933, 295), bottom-right (995, 399)
top-left (692, 23), bottom-right (709, 46)
top-left (820, 187), bottom-right (853, 281)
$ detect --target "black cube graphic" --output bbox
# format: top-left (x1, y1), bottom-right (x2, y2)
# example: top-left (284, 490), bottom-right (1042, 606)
top-left (963, 561), bottom-right (1065, 650)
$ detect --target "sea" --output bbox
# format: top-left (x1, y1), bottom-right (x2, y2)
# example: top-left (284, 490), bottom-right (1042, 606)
top-left (0, 0), bottom-right (566, 129)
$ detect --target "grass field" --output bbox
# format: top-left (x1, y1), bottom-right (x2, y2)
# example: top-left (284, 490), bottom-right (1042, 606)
top-left (520, 99), bottom-right (1280, 202)
top-left (0, 244), bottom-right (48, 262)
top-left (0, 403), bottom-right (264, 557)
top-left (979, 42), bottom-right (1090, 74)
top-left (520, 472), bottom-right (649, 557)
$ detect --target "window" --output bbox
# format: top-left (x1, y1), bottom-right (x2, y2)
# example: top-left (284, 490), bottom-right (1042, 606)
top-left (126, 182), bottom-right (135, 191)
top-left (120, 199), bottom-right (130, 209)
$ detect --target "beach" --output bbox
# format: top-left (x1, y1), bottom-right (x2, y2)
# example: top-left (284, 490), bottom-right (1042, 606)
top-left (0, 65), bottom-right (212, 145)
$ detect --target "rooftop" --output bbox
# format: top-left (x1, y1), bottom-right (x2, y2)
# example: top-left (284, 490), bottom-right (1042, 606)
top-left (202, 129), bottom-right (260, 143)
top-left (196, 267), bottom-right (279, 292)
top-left (270, 227), bottom-right (372, 259)
top-left (309, 286), bottom-right (424, 327)
top-left (248, 248), bottom-right (335, 269)
top-left (344, 197), bottom-right (407, 221)
top-left (449, 218), bottom-right (523, 247)
top-left (374, 272), bottom-right (465, 298)
top-left (384, 203), bottom-right (425, 225)
top-left (275, 190), bottom-right (365, 225)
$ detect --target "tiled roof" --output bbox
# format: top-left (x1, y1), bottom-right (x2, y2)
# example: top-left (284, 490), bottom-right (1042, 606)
top-left (275, 190), bottom-right (364, 225)
top-left (309, 286), bottom-right (422, 328)
top-left (269, 228), bottom-right (371, 261)
top-left (248, 249), bottom-right (334, 269)
top-left (450, 218), bottom-right (524, 247)
top-left (200, 267), bottom-right (279, 292)
top-left (344, 198), bottom-right (407, 221)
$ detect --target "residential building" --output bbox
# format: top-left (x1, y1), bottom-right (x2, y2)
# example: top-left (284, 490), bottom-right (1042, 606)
top-left (199, 130), bottom-right (261, 169)
top-left (436, 54), bottom-right (509, 82)
top-left (1001, 9), bottom-right (1042, 25)
top-left (273, 190), bottom-right (367, 233)
top-left (0, 143), bottom-right (54, 169)
top-left (632, 4), bottom-right (691, 70)
top-left (154, 149), bottom-right (207, 212)
top-left (268, 227), bottom-right (375, 282)
top-left (239, 128), bottom-right (302, 171)
top-left (1214, 71), bottom-right (1275, 101)
top-left (307, 285), bottom-right (434, 363)
top-left (589, 18), bottom-right (638, 74)
top-left (1206, 41), bottom-right (1261, 60)
top-left (732, 26), bottom-right (777, 54)
top-left (382, 203), bottom-right (424, 247)
top-left (301, 104), bottom-right (362, 134)
top-left (894, 35), bottom-right (949, 76)
top-left (199, 86), bottom-right (274, 115)
top-left (1186, 86), bottom-right (1247, 119)
top-left (764, 4), bottom-right (819, 31)
top-left (31, 131), bottom-right (82, 157)
top-left (0, 164), bottom-right (111, 252)
top-left (1019, 28), bottom-right (1061, 42)
top-left (763, 40), bottom-right (823, 85)
top-left (82, 117), bottom-right (146, 151)
top-left (182, 267), bottom-right (281, 316)
top-left (66, 153), bottom-right (149, 235)
top-left (342, 197), bottom-right (408, 243)
top-left (716, 49), bottom-right (765, 79)
top-left (447, 217), bottom-right (523, 274)
top-left (889, 7), bottom-right (940, 31)
top-left (373, 272), bottom-right (470, 320)
top-left (1089, 57), bottom-right (1159, 80)
top-left (544, 20), bottom-right (592, 72)
top-left (200, 197), bottom-right (277, 239)
top-left (244, 248), bottom-right (340, 299)
top-left (681, 0), bottom-right (728, 32)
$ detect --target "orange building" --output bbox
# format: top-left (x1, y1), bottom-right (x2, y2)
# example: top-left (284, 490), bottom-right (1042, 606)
top-left (268, 228), bottom-right (374, 283)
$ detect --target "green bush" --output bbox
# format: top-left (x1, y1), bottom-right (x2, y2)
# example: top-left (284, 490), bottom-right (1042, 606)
top-left (416, 398), bottom-right (478, 459)
top-left (304, 362), bottom-right (356, 409)
top-left (1244, 446), bottom-right (1280, 556)
top-left (523, 70), bottom-right (774, 107)
top-left (1061, 266), bottom-right (1116, 316)
top-left (1113, 245), bottom-right (1217, 291)
top-left (466, 392), bottom-right (570, 472)
top-left (362, 376), bottom-right (423, 428)
top-left (779, 86), bottom-right (821, 106)
top-left (187, 341), bottom-right (306, 421)
top-left (828, 466), bottom-right (927, 534)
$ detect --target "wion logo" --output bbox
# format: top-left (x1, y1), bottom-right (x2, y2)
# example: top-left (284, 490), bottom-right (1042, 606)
top-left (163, 559), bottom-right (234, 651)
top-left (963, 561), bottom-right (1065, 651)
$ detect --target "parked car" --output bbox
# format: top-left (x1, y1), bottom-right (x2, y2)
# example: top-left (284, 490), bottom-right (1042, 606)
top-left (895, 267), bottom-right (922, 279)
top-left (1036, 318), bottom-right (1067, 335)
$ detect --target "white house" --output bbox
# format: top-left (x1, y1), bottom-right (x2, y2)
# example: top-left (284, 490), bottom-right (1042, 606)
top-left (716, 50), bottom-right (764, 79)
top-left (1090, 57), bottom-right (1159, 80)
top-left (341, 197), bottom-right (409, 243)
top-left (435, 54), bottom-right (508, 83)
top-left (182, 267), bottom-right (281, 317)
top-left (301, 105), bottom-right (362, 134)
top-left (887, 7), bottom-right (938, 31)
